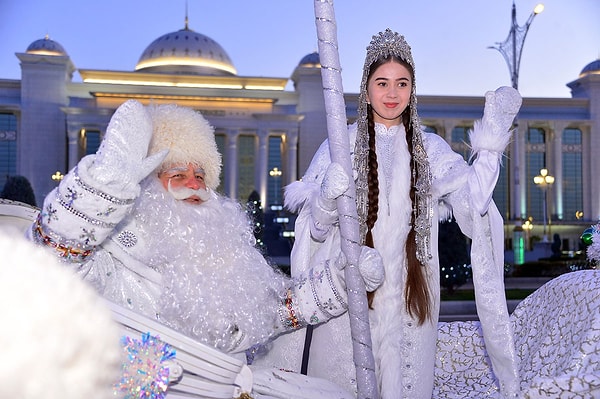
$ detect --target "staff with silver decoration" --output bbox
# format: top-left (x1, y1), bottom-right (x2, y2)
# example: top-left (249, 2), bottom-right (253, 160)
top-left (313, 1), bottom-right (379, 398)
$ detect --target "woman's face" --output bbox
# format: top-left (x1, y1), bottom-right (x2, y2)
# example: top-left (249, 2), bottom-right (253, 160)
top-left (366, 60), bottom-right (412, 128)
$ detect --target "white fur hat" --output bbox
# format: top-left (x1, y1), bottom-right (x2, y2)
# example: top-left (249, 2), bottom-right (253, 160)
top-left (147, 103), bottom-right (222, 190)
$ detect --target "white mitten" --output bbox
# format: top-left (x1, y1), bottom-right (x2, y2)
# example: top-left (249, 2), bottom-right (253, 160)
top-left (357, 246), bottom-right (385, 292)
top-left (336, 246), bottom-right (385, 292)
top-left (310, 162), bottom-right (350, 241)
top-left (470, 86), bottom-right (522, 155)
top-left (278, 260), bottom-right (348, 331)
top-left (90, 100), bottom-right (167, 196)
top-left (469, 86), bottom-right (522, 215)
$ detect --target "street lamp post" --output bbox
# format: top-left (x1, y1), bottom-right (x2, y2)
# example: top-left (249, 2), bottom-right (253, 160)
top-left (269, 166), bottom-right (282, 205)
top-left (533, 168), bottom-right (554, 242)
top-left (522, 217), bottom-right (534, 250)
top-left (489, 2), bottom-right (544, 91)
top-left (489, 2), bottom-right (544, 221)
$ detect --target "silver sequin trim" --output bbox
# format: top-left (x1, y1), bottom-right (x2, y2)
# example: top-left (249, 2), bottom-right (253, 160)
top-left (74, 169), bottom-right (135, 205)
top-left (325, 261), bottom-right (347, 309)
top-left (57, 197), bottom-right (116, 229)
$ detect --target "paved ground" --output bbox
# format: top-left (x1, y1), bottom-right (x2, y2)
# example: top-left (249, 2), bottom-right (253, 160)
top-left (439, 276), bottom-right (554, 322)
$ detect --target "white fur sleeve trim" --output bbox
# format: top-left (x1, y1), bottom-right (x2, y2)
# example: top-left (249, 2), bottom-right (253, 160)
top-left (284, 181), bottom-right (319, 213)
top-left (469, 119), bottom-right (512, 156)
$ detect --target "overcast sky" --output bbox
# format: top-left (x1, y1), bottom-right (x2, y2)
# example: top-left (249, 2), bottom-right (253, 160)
top-left (1, 0), bottom-right (598, 98)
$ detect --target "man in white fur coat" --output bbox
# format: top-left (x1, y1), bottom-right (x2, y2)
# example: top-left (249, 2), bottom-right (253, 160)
top-left (27, 100), bottom-right (384, 398)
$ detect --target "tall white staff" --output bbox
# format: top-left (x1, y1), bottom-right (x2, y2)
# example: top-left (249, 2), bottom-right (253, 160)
top-left (313, 1), bottom-right (378, 398)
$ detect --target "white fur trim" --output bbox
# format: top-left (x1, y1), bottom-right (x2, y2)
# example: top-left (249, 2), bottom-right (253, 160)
top-left (148, 104), bottom-right (221, 190)
top-left (0, 233), bottom-right (120, 399)
top-left (284, 180), bottom-right (318, 213)
top-left (469, 119), bottom-right (512, 157)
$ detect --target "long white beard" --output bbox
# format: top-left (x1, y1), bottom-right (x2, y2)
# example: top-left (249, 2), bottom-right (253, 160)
top-left (133, 178), bottom-right (288, 351)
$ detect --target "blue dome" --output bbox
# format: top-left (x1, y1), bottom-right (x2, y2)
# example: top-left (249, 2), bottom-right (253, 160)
top-left (26, 35), bottom-right (67, 56)
top-left (136, 27), bottom-right (236, 76)
top-left (581, 59), bottom-right (600, 76)
top-left (298, 52), bottom-right (320, 68)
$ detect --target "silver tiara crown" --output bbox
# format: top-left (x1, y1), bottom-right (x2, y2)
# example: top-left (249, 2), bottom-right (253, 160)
top-left (364, 28), bottom-right (415, 71)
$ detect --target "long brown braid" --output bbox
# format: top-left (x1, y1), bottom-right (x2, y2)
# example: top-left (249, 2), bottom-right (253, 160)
top-left (364, 56), bottom-right (431, 325)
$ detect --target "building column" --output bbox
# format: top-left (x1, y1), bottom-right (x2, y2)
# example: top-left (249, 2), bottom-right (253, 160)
top-left (581, 124), bottom-right (593, 222)
top-left (552, 121), bottom-right (568, 221)
top-left (225, 130), bottom-right (239, 199)
top-left (285, 127), bottom-right (299, 185)
top-left (513, 123), bottom-right (528, 220)
top-left (442, 120), bottom-right (457, 142)
top-left (256, 129), bottom-right (269, 207)
top-left (66, 124), bottom-right (81, 171)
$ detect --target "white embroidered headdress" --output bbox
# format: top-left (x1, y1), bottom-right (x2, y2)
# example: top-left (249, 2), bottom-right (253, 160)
top-left (354, 28), bottom-right (432, 263)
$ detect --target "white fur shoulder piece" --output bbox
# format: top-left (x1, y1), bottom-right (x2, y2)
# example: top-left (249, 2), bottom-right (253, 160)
top-left (0, 232), bottom-right (120, 399)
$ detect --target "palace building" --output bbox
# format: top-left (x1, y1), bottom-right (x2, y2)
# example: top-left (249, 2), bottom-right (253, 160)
top-left (1, 22), bottom-right (599, 262)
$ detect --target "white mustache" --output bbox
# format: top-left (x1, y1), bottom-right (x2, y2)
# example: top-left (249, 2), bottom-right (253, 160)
top-left (167, 180), bottom-right (212, 201)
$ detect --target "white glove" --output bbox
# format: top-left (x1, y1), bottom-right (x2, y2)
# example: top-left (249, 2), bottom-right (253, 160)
top-left (310, 162), bottom-right (350, 241)
top-left (279, 260), bottom-right (348, 330)
top-left (90, 100), bottom-right (167, 195)
top-left (469, 87), bottom-right (522, 215)
top-left (278, 247), bottom-right (384, 332)
top-left (336, 246), bottom-right (385, 292)
top-left (482, 86), bottom-right (522, 136)
top-left (470, 86), bottom-right (522, 155)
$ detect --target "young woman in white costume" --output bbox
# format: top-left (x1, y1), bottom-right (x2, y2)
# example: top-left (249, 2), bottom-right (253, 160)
top-left (255, 29), bottom-right (522, 398)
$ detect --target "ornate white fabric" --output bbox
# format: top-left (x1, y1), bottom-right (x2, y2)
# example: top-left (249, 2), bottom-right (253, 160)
top-left (435, 270), bottom-right (600, 398)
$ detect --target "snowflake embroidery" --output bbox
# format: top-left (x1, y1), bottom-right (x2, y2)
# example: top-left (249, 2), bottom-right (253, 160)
top-left (323, 297), bottom-right (338, 312)
top-left (80, 228), bottom-right (97, 245)
top-left (295, 275), bottom-right (308, 290)
top-left (43, 204), bottom-right (58, 223)
top-left (97, 206), bottom-right (116, 217)
top-left (64, 187), bottom-right (79, 206)
top-left (313, 269), bottom-right (325, 284)
top-left (117, 230), bottom-right (138, 247)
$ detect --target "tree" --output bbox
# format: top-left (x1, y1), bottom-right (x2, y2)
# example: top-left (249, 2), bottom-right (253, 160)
top-left (245, 190), bottom-right (266, 254)
top-left (1, 175), bottom-right (37, 207)
top-left (438, 217), bottom-right (471, 294)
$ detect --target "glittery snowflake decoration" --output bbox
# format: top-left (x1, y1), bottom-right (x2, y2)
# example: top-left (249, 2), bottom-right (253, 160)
top-left (114, 332), bottom-right (176, 399)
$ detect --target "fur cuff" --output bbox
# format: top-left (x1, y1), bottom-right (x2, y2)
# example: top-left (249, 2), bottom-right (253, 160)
top-left (284, 180), bottom-right (319, 213)
top-left (469, 119), bottom-right (512, 155)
